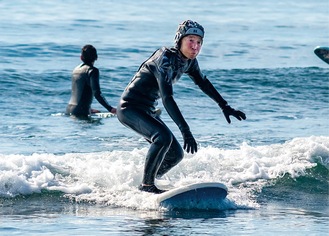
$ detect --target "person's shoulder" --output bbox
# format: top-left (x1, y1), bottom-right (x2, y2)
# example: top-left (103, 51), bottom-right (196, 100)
top-left (90, 66), bottom-right (99, 72)
top-left (156, 47), bottom-right (180, 62)
top-left (160, 46), bottom-right (179, 55)
top-left (73, 63), bottom-right (85, 70)
top-left (87, 66), bottom-right (99, 77)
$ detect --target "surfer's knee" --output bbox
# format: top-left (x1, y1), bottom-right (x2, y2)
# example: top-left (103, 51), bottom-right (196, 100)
top-left (152, 130), bottom-right (173, 148)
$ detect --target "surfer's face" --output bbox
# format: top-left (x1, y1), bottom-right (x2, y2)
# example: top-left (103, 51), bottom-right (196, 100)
top-left (180, 35), bottom-right (203, 59)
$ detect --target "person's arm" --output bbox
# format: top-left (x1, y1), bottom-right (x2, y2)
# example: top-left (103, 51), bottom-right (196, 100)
top-left (155, 52), bottom-right (197, 153)
top-left (89, 68), bottom-right (116, 114)
top-left (187, 60), bottom-right (246, 123)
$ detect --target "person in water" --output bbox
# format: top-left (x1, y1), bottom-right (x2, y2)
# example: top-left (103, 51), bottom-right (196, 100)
top-left (117, 20), bottom-right (246, 194)
top-left (66, 44), bottom-right (116, 118)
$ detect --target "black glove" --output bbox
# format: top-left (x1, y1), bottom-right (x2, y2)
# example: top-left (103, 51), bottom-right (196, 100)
top-left (222, 105), bottom-right (246, 124)
top-left (181, 129), bottom-right (198, 154)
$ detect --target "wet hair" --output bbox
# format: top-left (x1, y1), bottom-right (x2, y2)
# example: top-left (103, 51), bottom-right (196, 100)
top-left (81, 44), bottom-right (98, 64)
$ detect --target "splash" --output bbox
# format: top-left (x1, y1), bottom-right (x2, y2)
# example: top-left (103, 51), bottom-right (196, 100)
top-left (0, 136), bottom-right (328, 211)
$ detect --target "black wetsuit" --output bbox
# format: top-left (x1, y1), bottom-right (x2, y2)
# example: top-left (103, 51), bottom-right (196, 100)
top-left (66, 63), bottom-right (113, 117)
top-left (117, 46), bottom-right (228, 185)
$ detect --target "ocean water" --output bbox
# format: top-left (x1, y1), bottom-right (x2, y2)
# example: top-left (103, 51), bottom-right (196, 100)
top-left (0, 0), bottom-right (328, 235)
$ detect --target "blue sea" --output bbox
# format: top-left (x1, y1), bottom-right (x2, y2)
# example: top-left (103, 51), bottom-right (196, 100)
top-left (0, 0), bottom-right (328, 235)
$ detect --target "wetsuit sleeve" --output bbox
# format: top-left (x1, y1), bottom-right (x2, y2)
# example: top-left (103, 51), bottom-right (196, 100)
top-left (187, 60), bottom-right (228, 109)
top-left (154, 54), bottom-right (190, 132)
top-left (89, 68), bottom-right (113, 112)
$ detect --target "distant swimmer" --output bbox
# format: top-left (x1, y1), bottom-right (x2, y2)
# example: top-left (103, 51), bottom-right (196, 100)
top-left (66, 44), bottom-right (117, 118)
top-left (117, 20), bottom-right (246, 194)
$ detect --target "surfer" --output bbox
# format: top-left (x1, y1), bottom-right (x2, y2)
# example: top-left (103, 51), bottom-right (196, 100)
top-left (117, 20), bottom-right (246, 194)
top-left (66, 44), bottom-right (117, 118)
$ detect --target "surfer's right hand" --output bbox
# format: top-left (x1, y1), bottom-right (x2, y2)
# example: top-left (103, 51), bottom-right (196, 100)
top-left (181, 129), bottom-right (198, 154)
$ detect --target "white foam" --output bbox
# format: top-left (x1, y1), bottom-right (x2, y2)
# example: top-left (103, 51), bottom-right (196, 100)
top-left (0, 136), bottom-right (328, 210)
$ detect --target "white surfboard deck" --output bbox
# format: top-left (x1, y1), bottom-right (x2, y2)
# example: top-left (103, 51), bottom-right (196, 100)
top-left (314, 46), bottom-right (329, 64)
top-left (90, 112), bottom-right (116, 118)
top-left (157, 182), bottom-right (228, 210)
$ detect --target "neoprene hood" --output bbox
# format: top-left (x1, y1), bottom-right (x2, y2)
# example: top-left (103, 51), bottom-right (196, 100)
top-left (174, 20), bottom-right (204, 47)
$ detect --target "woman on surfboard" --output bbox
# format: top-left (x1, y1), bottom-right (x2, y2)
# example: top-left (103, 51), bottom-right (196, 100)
top-left (117, 20), bottom-right (246, 194)
top-left (66, 44), bottom-right (117, 118)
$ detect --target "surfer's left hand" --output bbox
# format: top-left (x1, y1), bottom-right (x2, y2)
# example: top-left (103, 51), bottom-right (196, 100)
top-left (221, 105), bottom-right (246, 124)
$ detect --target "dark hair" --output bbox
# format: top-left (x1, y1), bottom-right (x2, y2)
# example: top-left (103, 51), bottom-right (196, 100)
top-left (81, 44), bottom-right (98, 64)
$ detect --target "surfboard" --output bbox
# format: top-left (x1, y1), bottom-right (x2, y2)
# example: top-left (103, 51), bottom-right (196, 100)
top-left (90, 112), bottom-right (116, 118)
top-left (157, 182), bottom-right (228, 210)
top-left (314, 46), bottom-right (329, 64)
